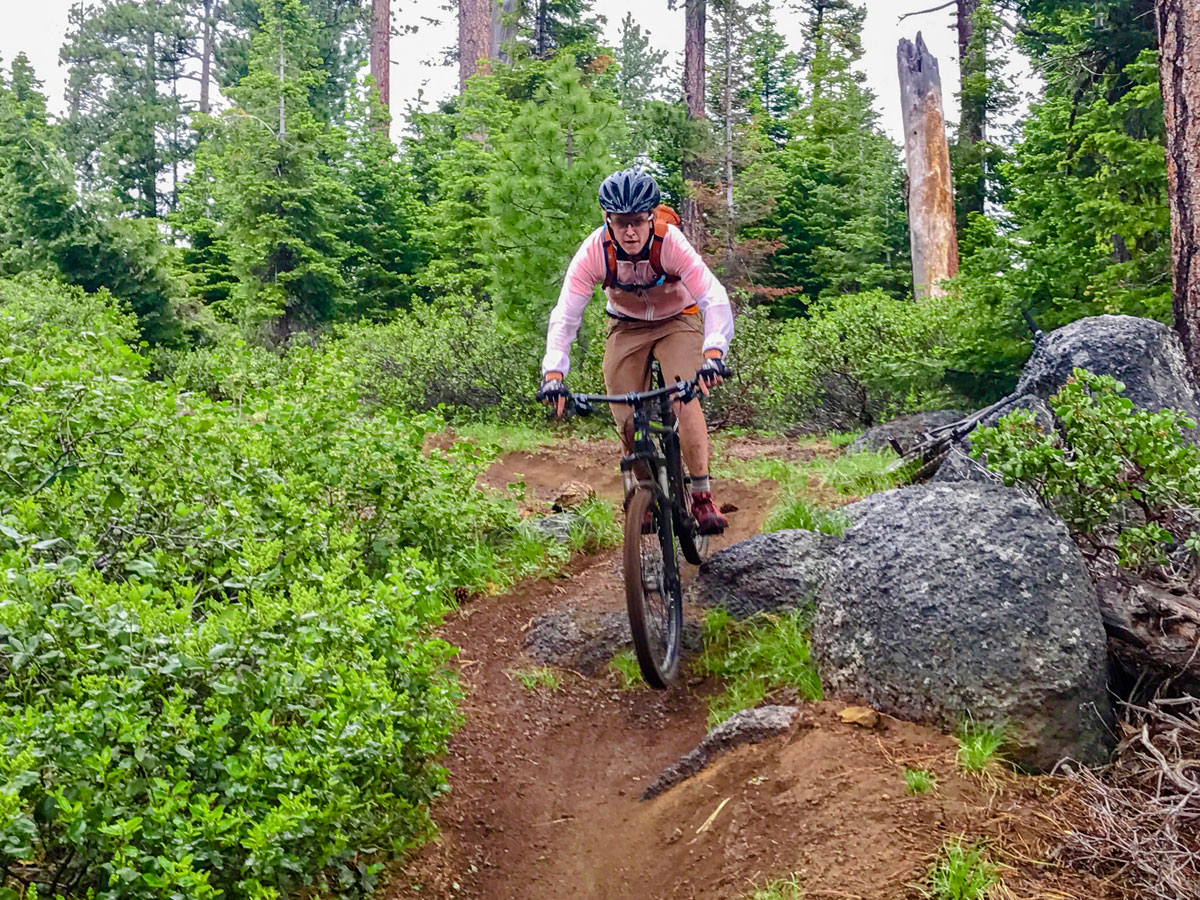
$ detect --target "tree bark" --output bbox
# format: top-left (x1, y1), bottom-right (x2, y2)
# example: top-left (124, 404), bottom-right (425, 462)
top-left (956, 0), bottom-right (985, 219)
top-left (490, 0), bottom-right (518, 64)
top-left (1158, 0), bottom-right (1200, 385)
top-left (722, 5), bottom-right (735, 278)
top-left (955, 0), bottom-right (982, 140)
top-left (200, 0), bottom-right (214, 115)
top-left (458, 0), bottom-right (492, 91)
top-left (682, 0), bottom-right (706, 247)
top-left (1094, 570), bottom-right (1200, 685)
top-left (370, 0), bottom-right (390, 115)
top-left (898, 32), bottom-right (959, 298)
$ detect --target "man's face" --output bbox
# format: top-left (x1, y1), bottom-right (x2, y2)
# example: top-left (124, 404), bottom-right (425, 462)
top-left (607, 211), bottom-right (654, 255)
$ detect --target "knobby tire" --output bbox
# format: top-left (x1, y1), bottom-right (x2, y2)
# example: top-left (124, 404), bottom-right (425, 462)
top-left (623, 486), bottom-right (683, 689)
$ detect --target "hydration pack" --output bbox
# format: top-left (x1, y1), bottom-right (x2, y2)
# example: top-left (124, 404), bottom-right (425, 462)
top-left (601, 205), bottom-right (683, 293)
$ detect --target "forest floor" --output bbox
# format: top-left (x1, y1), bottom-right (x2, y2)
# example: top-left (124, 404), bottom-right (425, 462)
top-left (389, 434), bottom-right (1125, 900)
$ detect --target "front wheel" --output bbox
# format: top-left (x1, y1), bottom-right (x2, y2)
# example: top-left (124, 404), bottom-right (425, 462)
top-left (623, 487), bottom-right (683, 689)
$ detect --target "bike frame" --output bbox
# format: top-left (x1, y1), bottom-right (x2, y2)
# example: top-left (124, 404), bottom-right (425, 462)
top-left (571, 364), bottom-right (699, 570)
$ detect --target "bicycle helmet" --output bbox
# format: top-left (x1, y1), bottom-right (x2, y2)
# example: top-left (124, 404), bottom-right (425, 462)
top-left (598, 168), bottom-right (660, 214)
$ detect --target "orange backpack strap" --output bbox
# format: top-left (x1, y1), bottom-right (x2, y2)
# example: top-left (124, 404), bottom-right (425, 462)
top-left (600, 207), bottom-right (681, 291)
top-left (601, 226), bottom-right (619, 290)
top-left (648, 212), bottom-right (681, 285)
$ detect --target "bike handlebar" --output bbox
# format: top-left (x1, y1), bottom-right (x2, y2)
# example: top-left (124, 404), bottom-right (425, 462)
top-left (569, 378), bottom-right (699, 416)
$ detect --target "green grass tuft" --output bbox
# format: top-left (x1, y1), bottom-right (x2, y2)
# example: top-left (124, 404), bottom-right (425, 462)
top-left (809, 449), bottom-right (904, 497)
top-left (763, 494), bottom-right (849, 536)
top-left (567, 496), bottom-right (622, 553)
top-left (925, 837), bottom-right (1000, 900)
top-left (954, 720), bottom-right (1007, 775)
top-left (510, 666), bottom-right (562, 692)
top-left (607, 649), bottom-right (645, 690)
top-left (452, 421), bottom-right (561, 453)
top-left (699, 608), bottom-right (822, 727)
top-left (745, 874), bottom-right (804, 899)
top-left (904, 767), bottom-right (938, 795)
top-left (827, 430), bottom-right (863, 448)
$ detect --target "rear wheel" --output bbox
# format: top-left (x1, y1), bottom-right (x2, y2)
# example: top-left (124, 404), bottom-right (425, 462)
top-left (623, 487), bottom-right (683, 689)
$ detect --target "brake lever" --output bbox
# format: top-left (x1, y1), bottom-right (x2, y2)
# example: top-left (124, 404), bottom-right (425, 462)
top-left (573, 396), bottom-right (594, 417)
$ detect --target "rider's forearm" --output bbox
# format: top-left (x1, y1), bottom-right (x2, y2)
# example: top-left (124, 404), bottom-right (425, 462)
top-left (542, 289), bottom-right (591, 377)
top-left (698, 295), bottom-right (734, 359)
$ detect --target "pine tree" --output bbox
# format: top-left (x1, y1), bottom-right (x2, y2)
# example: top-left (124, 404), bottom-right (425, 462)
top-left (743, 2), bottom-right (800, 143)
top-left (614, 13), bottom-right (666, 110)
top-left (215, 0), bottom-right (368, 123)
top-left (59, 0), bottom-right (196, 217)
top-left (486, 55), bottom-right (621, 336)
top-left (950, 0), bottom-right (1015, 227)
top-left (768, 0), bottom-right (909, 308)
top-left (509, 0), bottom-right (604, 61)
top-left (334, 78), bottom-right (427, 315)
top-left (179, 0), bottom-right (352, 335)
top-left (0, 54), bottom-right (180, 342)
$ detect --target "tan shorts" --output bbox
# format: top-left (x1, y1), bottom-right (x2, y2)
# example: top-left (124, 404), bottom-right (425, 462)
top-left (602, 312), bottom-right (704, 437)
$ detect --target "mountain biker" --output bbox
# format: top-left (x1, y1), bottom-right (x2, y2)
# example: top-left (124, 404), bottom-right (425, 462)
top-left (536, 168), bottom-right (734, 535)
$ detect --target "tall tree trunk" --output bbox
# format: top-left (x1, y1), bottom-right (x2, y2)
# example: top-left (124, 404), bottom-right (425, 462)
top-left (200, 0), bottom-right (213, 115)
top-left (458, 0), bottom-right (491, 91)
top-left (144, 20), bottom-right (158, 219)
top-left (956, 0), bottom-right (985, 218)
top-left (1158, 0), bottom-right (1200, 384)
top-left (898, 32), bottom-right (959, 299)
top-left (535, 0), bottom-right (549, 58)
top-left (370, 0), bottom-right (390, 117)
top-left (682, 0), bottom-right (706, 247)
top-left (722, 6), bottom-right (735, 278)
top-left (491, 0), bottom-right (518, 64)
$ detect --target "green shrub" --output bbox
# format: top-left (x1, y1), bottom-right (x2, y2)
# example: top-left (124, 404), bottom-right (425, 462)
top-left (330, 296), bottom-right (539, 423)
top-left (0, 278), bottom-right (559, 898)
top-left (762, 290), bottom-right (971, 429)
top-left (699, 609), bottom-right (822, 727)
top-left (970, 368), bottom-right (1200, 574)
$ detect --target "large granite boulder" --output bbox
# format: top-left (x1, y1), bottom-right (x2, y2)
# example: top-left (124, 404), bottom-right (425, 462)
top-left (694, 530), bottom-right (840, 619)
top-left (850, 410), bottom-right (968, 454)
top-left (1015, 315), bottom-right (1200, 438)
top-left (812, 482), bottom-right (1113, 772)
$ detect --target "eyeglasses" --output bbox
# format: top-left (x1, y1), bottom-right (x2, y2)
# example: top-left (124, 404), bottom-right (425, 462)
top-left (609, 214), bottom-right (653, 231)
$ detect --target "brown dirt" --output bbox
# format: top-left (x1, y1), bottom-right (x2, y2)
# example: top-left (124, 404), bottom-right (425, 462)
top-left (389, 438), bottom-right (1124, 900)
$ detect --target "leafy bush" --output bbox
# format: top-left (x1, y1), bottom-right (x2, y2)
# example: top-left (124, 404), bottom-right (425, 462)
top-left (0, 278), bottom-right (559, 899)
top-left (762, 290), bottom-right (972, 429)
top-left (331, 296), bottom-right (537, 422)
top-left (970, 369), bottom-right (1200, 574)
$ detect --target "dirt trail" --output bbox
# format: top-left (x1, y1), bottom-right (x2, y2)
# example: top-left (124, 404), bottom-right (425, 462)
top-left (391, 438), bottom-right (1119, 900)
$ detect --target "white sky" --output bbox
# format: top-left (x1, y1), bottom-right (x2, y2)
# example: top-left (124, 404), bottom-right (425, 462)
top-left (0, 0), bottom-right (1031, 147)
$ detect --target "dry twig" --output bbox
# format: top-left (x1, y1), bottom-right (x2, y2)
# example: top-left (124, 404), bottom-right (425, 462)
top-left (1056, 694), bottom-right (1200, 899)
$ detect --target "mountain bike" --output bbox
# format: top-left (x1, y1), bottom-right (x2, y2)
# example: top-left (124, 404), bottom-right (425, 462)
top-left (568, 363), bottom-right (713, 689)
